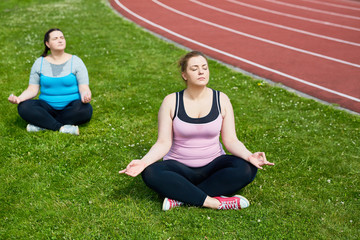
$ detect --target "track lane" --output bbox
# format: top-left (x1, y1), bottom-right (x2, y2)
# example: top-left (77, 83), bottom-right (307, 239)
top-left (227, 0), bottom-right (360, 32)
top-left (163, 0), bottom-right (360, 65)
top-left (109, 0), bottom-right (360, 113)
top-left (300, 0), bottom-right (360, 11)
top-left (237, 0), bottom-right (360, 25)
top-left (190, 0), bottom-right (360, 47)
top-left (152, 0), bottom-right (360, 98)
top-left (196, 0), bottom-right (360, 44)
top-left (264, 0), bottom-right (360, 17)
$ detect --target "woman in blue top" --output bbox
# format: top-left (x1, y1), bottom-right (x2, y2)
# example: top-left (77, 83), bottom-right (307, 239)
top-left (8, 28), bottom-right (92, 135)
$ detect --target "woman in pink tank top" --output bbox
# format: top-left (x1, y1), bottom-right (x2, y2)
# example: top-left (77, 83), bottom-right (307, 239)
top-left (120, 51), bottom-right (274, 210)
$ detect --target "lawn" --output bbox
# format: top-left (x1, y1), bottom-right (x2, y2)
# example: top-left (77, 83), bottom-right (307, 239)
top-left (0, 0), bottom-right (359, 239)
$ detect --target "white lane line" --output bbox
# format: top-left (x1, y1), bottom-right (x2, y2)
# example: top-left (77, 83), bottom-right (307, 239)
top-left (300, 0), bottom-right (360, 11)
top-left (339, 0), bottom-right (360, 6)
top-left (228, 0), bottom-right (360, 32)
top-left (190, 0), bottom-right (360, 47)
top-left (263, 0), bottom-right (360, 20)
top-left (154, 0), bottom-right (360, 68)
top-left (113, 0), bottom-right (360, 102)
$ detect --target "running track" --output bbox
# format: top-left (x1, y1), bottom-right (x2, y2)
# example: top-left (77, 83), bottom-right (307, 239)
top-left (109, 0), bottom-right (360, 113)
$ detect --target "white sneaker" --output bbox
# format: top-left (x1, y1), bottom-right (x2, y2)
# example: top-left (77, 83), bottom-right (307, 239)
top-left (59, 125), bottom-right (79, 135)
top-left (26, 124), bottom-right (45, 132)
top-left (162, 198), bottom-right (183, 211)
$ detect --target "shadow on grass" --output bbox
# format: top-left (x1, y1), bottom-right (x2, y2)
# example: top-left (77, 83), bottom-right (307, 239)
top-left (111, 174), bottom-right (162, 203)
top-left (13, 115), bottom-right (27, 129)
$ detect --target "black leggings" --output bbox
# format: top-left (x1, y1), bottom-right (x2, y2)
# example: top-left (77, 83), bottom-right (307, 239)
top-left (18, 99), bottom-right (93, 131)
top-left (141, 155), bottom-right (258, 206)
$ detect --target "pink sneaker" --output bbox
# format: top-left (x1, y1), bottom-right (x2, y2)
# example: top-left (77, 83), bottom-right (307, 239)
top-left (214, 195), bottom-right (250, 210)
top-left (162, 198), bottom-right (183, 211)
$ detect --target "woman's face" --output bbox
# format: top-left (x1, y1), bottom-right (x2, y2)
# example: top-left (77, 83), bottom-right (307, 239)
top-left (46, 31), bottom-right (66, 51)
top-left (182, 55), bottom-right (209, 87)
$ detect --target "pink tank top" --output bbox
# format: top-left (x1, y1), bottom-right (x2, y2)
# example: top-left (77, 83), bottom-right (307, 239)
top-left (163, 89), bottom-right (225, 167)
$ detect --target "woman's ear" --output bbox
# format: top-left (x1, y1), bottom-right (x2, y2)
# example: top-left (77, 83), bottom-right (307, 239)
top-left (181, 72), bottom-right (187, 81)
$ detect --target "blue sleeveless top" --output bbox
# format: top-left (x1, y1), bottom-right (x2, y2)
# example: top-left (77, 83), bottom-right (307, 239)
top-left (39, 56), bottom-right (80, 110)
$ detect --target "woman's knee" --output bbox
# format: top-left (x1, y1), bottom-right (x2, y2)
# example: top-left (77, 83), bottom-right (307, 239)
top-left (85, 103), bottom-right (93, 120)
top-left (17, 100), bottom-right (38, 119)
top-left (231, 157), bottom-right (258, 183)
top-left (141, 161), bottom-right (177, 185)
top-left (17, 100), bottom-right (31, 114)
top-left (62, 101), bottom-right (93, 124)
top-left (141, 163), bottom-right (160, 182)
top-left (141, 163), bottom-right (165, 189)
top-left (75, 101), bottom-right (93, 121)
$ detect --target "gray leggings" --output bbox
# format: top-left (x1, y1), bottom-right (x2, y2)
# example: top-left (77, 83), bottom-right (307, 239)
top-left (141, 155), bottom-right (257, 206)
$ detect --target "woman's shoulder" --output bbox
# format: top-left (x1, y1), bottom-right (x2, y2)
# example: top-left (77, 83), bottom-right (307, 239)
top-left (71, 55), bottom-right (87, 67)
top-left (163, 92), bottom-right (176, 104)
top-left (218, 91), bottom-right (232, 111)
top-left (211, 89), bottom-right (229, 100)
top-left (30, 57), bottom-right (43, 70)
top-left (164, 89), bottom-right (185, 101)
top-left (219, 91), bottom-right (229, 99)
top-left (72, 55), bottom-right (84, 61)
top-left (33, 56), bottom-right (43, 64)
top-left (160, 93), bottom-right (177, 119)
top-left (162, 92), bottom-right (180, 110)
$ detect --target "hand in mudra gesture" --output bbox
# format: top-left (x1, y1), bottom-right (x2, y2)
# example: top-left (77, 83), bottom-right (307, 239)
top-left (119, 160), bottom-right (147, 177)
top-left (248, 152), bottom-right (274, 169)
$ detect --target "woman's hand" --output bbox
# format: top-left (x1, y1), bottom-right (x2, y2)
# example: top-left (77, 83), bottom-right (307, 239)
top-left (8, 85), bottom-right (39, 104)
top-left (81, 91), bottom-right (91, 103)
top-left (119, 160), bottom-right (147, 177)
top-left (248, 152), bottom-right (274, 169)
top-left (8, 94), bottom-right (21, 104)
top-left (79, 84), bottom-right (92, 103)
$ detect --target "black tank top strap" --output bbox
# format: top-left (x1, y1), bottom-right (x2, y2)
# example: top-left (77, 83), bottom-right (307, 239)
top-left (172, 91), bottom-right (179, 120)
top-left (215, 90), bottom-right (221, 114)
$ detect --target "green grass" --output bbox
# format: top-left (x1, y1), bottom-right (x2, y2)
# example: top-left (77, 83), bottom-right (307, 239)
top-left (1, 0), bottom-right (359, 239)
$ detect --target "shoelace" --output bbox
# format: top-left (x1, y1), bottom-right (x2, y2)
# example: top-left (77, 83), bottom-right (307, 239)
top-left (169, 199), bottom-right (182, 208)
top-left (218, 198), bottom-right (240, 210)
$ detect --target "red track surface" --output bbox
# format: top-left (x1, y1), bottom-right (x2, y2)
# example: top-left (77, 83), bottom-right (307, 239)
top-left (109, 0), bottom-right (360, 113)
